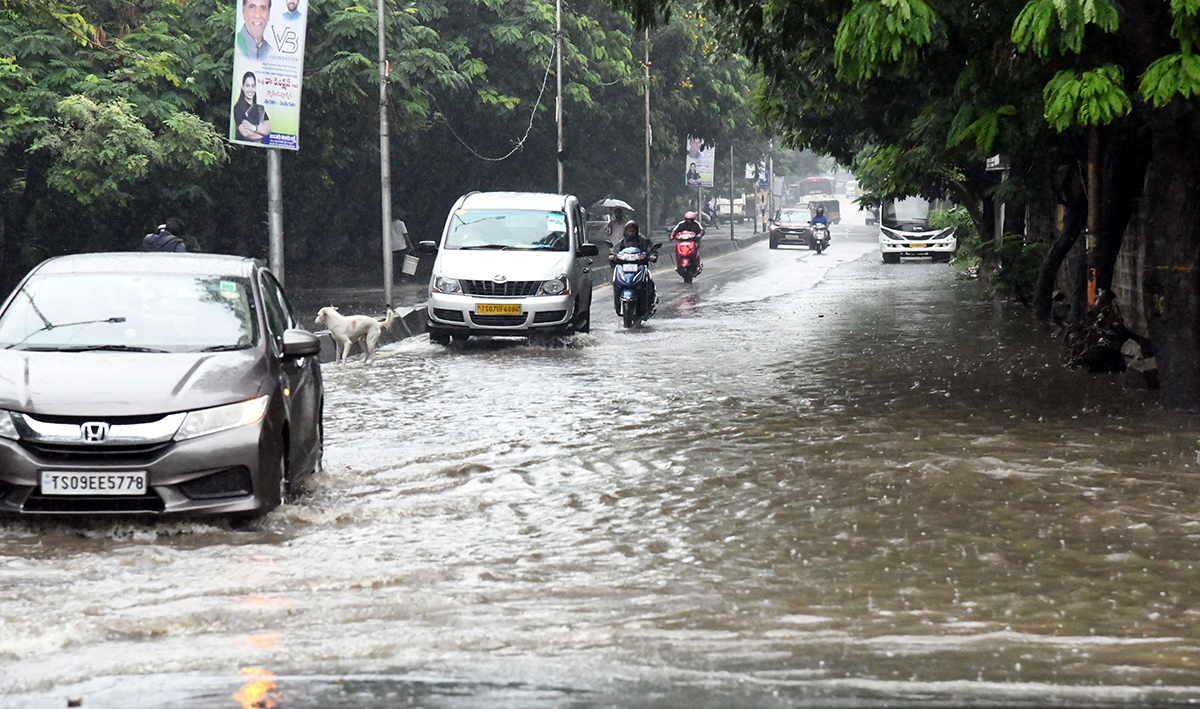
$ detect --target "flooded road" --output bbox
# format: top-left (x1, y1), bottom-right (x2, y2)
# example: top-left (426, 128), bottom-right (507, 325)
top-left (4, 224), bottom-right (1200, 708)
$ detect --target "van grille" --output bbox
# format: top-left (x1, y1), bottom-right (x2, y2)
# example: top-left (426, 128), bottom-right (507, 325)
top-left (470, 314), bottom-right (527, 327)
top-left (462, 280), bottom-right (541, 297)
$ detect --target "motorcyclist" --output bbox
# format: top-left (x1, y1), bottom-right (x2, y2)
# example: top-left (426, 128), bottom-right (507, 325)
top-left (609, 220), bottom-right (657, 314)
top-left (670, 211), bottom-right (705, 240)
top-left (810, 205), bottom-right (830, 227)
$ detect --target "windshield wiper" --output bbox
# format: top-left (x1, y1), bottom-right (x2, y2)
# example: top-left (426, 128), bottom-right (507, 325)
top-left (194, 344), bottom-right (249, 352)
top-left (458, 244), bottom-right (524, 250)
top-left (51, 344), bottom-right (167, 353)
top-left (10, 316), bottom-right (128, 347)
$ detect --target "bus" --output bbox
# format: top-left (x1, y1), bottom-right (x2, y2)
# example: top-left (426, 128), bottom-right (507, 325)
top-left (795, 176), bottom-right (841, 224)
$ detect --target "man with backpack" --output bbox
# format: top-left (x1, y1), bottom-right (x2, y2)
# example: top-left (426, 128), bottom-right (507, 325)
top-left (141, 218), bottom-right (188, 252)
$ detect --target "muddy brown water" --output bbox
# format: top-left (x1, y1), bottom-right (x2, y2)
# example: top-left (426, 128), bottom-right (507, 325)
top-left (2, 231), bottom-right (1199, 707)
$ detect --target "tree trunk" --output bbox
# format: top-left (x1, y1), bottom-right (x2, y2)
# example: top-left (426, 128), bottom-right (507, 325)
top-left (1095, 126), bottom-right (1151, 293)
top-left (1142, 104), bottom-right (1200, 411)
top-left (1033, 204), bottom-right (1086, 325)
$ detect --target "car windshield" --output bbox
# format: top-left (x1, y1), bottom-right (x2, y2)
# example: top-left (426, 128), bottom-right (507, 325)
top-left (780, 209), bottom-right (810, 223)
top-left (445, 209), bottom-right (570, 251)
top-left (0, 272), bottom-right (257, 352)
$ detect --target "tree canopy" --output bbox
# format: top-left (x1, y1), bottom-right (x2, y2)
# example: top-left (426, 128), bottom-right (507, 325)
top-left (1, 0), bottom-right (763, 281)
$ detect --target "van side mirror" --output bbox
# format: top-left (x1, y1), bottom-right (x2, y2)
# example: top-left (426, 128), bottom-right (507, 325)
top-left (578, 243), bottom-right (599, 257)
top-left (417, 240), bottom-right (438, 254)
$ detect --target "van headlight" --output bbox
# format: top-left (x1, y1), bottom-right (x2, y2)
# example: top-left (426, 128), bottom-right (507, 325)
top-left (539, 276), bottom-right (568, 296)
top-left (433, 276), bottom-right (462, 295)
top-left (174, 396), bottom-right (269, 441)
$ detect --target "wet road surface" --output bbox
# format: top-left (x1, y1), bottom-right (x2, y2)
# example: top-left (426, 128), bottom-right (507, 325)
top-left (3, 218), bottom-right (1200, 708)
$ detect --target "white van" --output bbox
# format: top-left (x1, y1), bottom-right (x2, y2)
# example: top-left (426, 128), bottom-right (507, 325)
top-left (421, 192), bottom-right (599, 343)
top-left (878, 196), bottom-right (956, 263)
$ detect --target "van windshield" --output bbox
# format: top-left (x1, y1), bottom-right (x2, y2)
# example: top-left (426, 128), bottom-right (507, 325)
top-left (445, 209), bottom-right (570, 251)
top-left (882, 197), bottom-right (931, 228)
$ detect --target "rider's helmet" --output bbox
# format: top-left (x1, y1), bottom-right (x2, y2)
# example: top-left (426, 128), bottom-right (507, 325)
top-left (685, 211), bottom-right (696, 220)
top-left (814, 206), bottom-right (825, 217)
top-left (623, 220), bottom-right (639, 239)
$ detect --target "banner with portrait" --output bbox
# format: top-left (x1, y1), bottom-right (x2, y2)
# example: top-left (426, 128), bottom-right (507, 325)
top-left (228, 0), bottom-right (309, 150)
top-left (684, 135), bottom-right (715, 188)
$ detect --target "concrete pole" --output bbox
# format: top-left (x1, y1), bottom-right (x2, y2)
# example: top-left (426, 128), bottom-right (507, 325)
top-left (1086, 125), bottom-right (1099, 306)
top-left (556, 0), bottom-right (563, 194)
top-left (729, 143), bottom-right (734, 241)
top-left (378, 0), bottom-right (393, 309)
top-left (644, 28), bottom-right (650, 226)
top-left (267, 148), bottom-right (284, 285)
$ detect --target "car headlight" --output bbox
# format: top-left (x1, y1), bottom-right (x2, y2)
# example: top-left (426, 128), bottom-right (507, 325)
top-left (0, 411), bottom-right (18, 441)
top-left (880, 227), bottom-right (903, 241)
top-left (938, 227), bottom-right (956, 240)
top-left (539, 276), bottom-right (568, 296)
top-left (432, 276), bottom-right (462, 295)
top-left (174, 396), bottom-right (269, 441)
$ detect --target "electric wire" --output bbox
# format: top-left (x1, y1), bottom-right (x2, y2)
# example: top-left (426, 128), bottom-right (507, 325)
top-left (438, 39), bottom-right (558, 162)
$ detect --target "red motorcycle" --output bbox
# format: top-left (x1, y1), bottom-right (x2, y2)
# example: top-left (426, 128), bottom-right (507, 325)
top-left (671, 230), bottom-right (703, 284)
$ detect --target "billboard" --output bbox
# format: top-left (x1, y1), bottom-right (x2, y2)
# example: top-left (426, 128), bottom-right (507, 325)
top-left (228, 0), bottom-right (309, 150)
top-left (685, 135), bottom-right (715, 188)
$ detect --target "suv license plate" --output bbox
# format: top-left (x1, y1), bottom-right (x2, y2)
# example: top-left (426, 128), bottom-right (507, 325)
top-left (476, 303), bottom-right (521, 315)
top-left (40, 471), bottom-right (148, 496)
top-left (910, 243), bottom-right (927, 248)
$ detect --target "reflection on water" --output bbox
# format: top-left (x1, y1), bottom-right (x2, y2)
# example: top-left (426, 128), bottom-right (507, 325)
top-left (3, 245), bottom-right (1200, 706)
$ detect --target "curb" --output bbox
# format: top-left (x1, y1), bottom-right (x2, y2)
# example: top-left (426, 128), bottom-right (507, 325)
top-left (311, 231), bottom-right (767, 362)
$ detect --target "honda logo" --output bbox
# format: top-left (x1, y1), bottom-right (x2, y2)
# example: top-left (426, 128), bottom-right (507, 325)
top-left (80, 422), bottom-right (109, 444)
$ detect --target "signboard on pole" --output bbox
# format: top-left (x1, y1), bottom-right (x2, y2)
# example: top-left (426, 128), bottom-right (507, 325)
top-left (685, 135), bottom-right (715, 188)
top-left (228, 0), bottom-right (309, 149)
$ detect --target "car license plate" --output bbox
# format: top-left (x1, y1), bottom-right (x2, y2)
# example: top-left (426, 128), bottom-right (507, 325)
top-left (621, 264), bottom-right (639, 272)
top-left (910, 243), bottom-right (927, 248)
top-left (476, 303), bottom-right (521, 315)
top-left (40, 471), bottom-right (148, 496)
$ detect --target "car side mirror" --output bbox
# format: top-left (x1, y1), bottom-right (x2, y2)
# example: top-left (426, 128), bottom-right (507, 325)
top-left (578, 243), bottom-right (599, 257)
top-left (282, 328), bottom-right (321, 358)
top-left (417, 240), bottom-right (438, 255)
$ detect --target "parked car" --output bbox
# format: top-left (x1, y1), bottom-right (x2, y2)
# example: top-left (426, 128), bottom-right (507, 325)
top-left (422, 191), bottom-right (600, 343)
top-left (768, 206), bottom-right (815, 249)
top-left (0, 253), bottom-right (323, 518)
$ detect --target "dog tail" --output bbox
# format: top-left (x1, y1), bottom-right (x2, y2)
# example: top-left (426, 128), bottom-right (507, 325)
top-left (381, 307), bottom-right (395, 331)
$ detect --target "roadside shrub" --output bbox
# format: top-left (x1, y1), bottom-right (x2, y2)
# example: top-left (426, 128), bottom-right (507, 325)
top-left (930, 206), bottom-right (980, 270)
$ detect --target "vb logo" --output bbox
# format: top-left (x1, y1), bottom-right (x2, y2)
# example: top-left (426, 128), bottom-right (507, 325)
top-left (271, 26), bottom-right (300, 53)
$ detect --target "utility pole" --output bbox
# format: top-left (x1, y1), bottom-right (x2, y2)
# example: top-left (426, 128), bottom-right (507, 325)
top-left (1086, 126), bottom-right (1099, 306)
top-left (644, 28), bottom-right (651, 225)
top-left (378, 0), bottom-right (393, 308)
top-left (555, 0), bottom-right (563, 194)
top-left (729, 143), bottom-right (734, 241)
top-left (266, 150), bottom-right (284, 285)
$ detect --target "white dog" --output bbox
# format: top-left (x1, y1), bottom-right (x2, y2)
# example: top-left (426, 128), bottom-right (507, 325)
top-left (315, 306), bottom-right (396, 366)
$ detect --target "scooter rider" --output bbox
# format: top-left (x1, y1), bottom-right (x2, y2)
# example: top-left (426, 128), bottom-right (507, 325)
top-left (670, 211), bottom-right (705, 240)
top-left (810, 205), bottom-right (830, 227)
top-left (609, 220), bottom-right (657, 313)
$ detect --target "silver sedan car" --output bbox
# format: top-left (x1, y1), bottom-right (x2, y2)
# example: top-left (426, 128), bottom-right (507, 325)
top-left (0, 253), bottom-right (323, 518)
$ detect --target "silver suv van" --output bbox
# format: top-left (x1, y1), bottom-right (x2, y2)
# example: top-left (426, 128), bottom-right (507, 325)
top-left (422, 192), bottom-right (599, 343)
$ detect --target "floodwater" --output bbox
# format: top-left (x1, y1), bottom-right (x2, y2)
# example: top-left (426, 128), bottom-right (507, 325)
top-left (3, 225), bottom-right (1200, 708)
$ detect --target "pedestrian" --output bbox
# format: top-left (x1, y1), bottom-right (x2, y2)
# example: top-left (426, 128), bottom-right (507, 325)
top-left (391, 213), bottom-right (412, 276)
top-left (141, 218), bottom-right (187, 252)
top-left (604, 206), bottom-right (630, 246)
